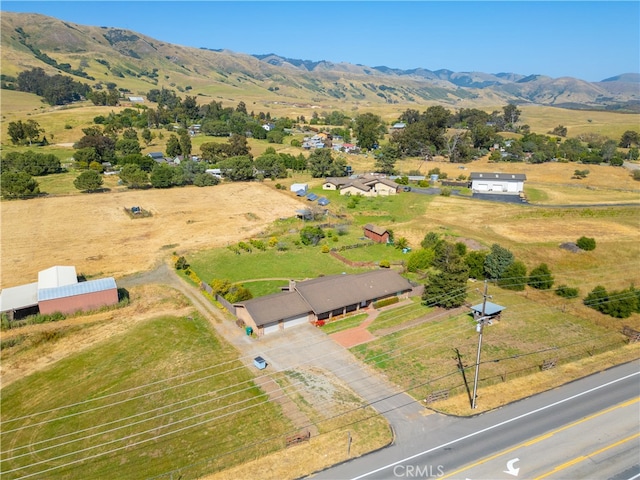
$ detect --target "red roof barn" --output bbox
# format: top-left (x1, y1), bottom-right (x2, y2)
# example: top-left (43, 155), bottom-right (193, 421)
top-left (363, 224), bottom-right (391, 244)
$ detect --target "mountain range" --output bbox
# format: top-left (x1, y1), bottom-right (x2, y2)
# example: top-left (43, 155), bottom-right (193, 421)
top-left (2, 11), bottom-right (639, 111)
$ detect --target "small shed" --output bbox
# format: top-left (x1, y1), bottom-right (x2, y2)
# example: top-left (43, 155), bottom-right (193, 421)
top-left (470, 301), bottom-right (506, 321)
top-left (253, 356), bottom-right (267, 370)
top-left (363, 224), bottom-right (391, 244)
top-left (291, 183), bottom-right (308, 194)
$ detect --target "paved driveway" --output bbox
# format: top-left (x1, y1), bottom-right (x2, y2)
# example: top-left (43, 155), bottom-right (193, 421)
top-left (121, 263), bottom-right (429, 446)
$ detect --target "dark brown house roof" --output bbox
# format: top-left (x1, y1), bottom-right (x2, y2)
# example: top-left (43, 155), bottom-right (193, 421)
top-left (295, 270), bottom-right (411, 314)
top-left (236, 270), bottom-right (413, 326)
top-left (238, 291), bottom-right (310, 327)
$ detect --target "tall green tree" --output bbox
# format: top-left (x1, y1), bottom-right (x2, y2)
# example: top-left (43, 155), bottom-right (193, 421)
top-left (119, 164), bottom-right (149, 188)
top-left (354, 112), bottom-right (384, 150)
top-left (73, 170), bottom-right (104, 192)
top-left (422, 245), bottom-right (469, 309)
top-left (503, 103), bottom-right (521, 129)
top-left (374, 144), bottom-right (399, 174)
top-left (484, 244), bottom-right (514, 280)
top-left (307, 149), bottom-right (346, 178)
top-left (218, 156), bottom-right (254, 181)
top-left (254, 153), bottom-right (287, 179)
top-left (619, 130), bottom-right (640, 148)
top-left (497, 261), bottom-right (528, 291)
top-left (179, 131), bottom-right (192, 158)
top-left (7, 120), bottom-right (43, 145)
top-left (465, 251), bottom-right (487, 280)
top-left (150, 163), bottom-right (176, 188)
top-left (166, 134), bottom-right (181, 157)
top-left (1, 171), bottom-right (40, 199)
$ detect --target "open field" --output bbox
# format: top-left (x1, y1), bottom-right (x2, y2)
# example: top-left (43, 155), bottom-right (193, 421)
top-left (0, 283), bottom-right (393, 480)
top-left (350, 282), bottom-right (640, 409)
top-left (0, 182), bottom-right (305, 288)
top-left (0, 310), bottom-right (292, 479)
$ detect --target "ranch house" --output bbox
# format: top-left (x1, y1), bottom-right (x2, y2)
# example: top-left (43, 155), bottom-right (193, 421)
top-left (323, 174), bottom-right (399, 197)
top-left (470, 172), bottom-right (526, 195)
top-left (234, 270), bottom-right (414, 336)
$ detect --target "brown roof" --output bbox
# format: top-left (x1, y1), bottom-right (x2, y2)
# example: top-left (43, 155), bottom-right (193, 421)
top-left (294, 270), bottom-right (412, 315)
top-left (364, 224), bottom-right (389, 236)
top-left (238, 291), bottom-right (310, 327)
top-left (236, 270), bottom-right (413, 325)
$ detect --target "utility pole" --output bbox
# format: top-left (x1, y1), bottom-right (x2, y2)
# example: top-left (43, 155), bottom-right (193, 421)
top-left (472, 280), bottom-right (491, 410)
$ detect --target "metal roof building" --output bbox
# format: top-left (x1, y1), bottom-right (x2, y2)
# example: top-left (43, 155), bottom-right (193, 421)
top-left (38, 266), bottom-right (78, 289)
top-left (39, 277), bottom-right (118, 315)
top-left (1, 266), bottom-right (118, 319)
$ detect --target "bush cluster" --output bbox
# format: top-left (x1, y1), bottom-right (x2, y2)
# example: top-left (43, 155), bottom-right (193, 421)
top-left (374, 297), bottom-right (400, 309)
top-left (583, 285), bottom-right (639, 318)
top-left (576, 236), bottom-right (596, 251)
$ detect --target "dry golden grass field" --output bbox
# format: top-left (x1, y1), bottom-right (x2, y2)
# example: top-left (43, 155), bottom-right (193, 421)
top-left (0, 183), bottom-right (305, 288)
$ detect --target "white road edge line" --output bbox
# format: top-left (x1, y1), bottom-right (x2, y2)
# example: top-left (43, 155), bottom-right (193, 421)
top-left (351, 369), bottom-right (640, 480)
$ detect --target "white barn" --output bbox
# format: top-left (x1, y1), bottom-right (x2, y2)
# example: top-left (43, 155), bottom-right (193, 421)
top-left (470, 172), bottom-right (526, 194)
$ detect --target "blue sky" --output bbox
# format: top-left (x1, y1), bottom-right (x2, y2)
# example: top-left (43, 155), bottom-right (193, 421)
top-left (3, 1), bottom-right (639, 82)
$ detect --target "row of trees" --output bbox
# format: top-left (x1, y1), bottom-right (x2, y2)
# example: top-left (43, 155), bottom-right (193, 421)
top-left (490, 132), bottom-right (639, 165)
top-left (374, 104), bottom-right (639, 174)
top-left (409, 233), bottom-right (558, 309)
top-left (584, 285), bottom-right (640, 318)
top-left (0, 150), bottom-right (63, 198)
top-left (14, 67), bottom-right (92, 105)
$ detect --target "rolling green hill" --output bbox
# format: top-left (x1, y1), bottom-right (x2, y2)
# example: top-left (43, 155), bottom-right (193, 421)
top-left (2, 11), bottom-right (639, 111)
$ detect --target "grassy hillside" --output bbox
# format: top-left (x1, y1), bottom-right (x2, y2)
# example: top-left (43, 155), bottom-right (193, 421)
top-left (2, 11), bottom-right (639, 111)
top-left (0, 313), bottom-right (293, 479)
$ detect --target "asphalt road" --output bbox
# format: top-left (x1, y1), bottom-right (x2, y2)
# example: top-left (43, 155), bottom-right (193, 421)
top-left (309, 359), bottom-right (640, 480)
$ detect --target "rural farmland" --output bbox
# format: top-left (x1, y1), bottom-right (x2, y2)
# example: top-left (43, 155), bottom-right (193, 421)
top-left (1, 8), bottom-right (639, 480)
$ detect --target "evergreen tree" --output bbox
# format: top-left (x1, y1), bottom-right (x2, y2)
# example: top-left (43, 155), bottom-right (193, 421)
top-left (422, 242), bottom-right (469, 308)
top-left (498, 261), bottom-right (528, 291)
top-left (528, 263), bottom-right (554, 290)
top-left (484, 244), bottom-right (514, 280)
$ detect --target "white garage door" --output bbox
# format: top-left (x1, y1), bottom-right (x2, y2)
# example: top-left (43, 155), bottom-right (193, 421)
top-left (475, 182), bottom-right (489, 191)
top-left (283, 315), bottom-right (309, 329)
top-left (263, 321), bottom-right (280, 335)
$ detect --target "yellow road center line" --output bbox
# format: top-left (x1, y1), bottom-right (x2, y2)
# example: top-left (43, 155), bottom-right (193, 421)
top-left (533, 432), bottom-right (640, 480)
top-left (440, 397), bottom-right (639, 479)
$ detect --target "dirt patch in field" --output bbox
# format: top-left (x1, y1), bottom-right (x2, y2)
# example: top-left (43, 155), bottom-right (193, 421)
top-left (1, 183), bottom-right (305, 288)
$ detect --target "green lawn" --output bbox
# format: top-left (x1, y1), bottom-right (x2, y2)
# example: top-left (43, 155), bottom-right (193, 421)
top-left (367, 298), bottom-right (434, 333)
top-left (0, 315), bottom-right (293, 480)
top-left (351, 286), bottom-right (628, 402)
top-left (320, 313), bottom-right (369, 334)
top-left (188, 244), bottom-right (369, 284)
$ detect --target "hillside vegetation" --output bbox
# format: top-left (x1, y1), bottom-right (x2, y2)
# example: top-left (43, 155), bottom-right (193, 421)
top-left (2, 11), bottom-right (639, 111)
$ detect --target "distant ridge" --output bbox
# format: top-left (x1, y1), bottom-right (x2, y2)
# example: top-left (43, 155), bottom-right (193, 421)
top-left (1, 11), bottom-right (639, 111)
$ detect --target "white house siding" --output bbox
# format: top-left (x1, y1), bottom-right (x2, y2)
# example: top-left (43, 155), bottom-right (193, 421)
top-left (374, 184), bottom-right (397, 196)
top-left (340, 186), bottom-right (369, 196)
